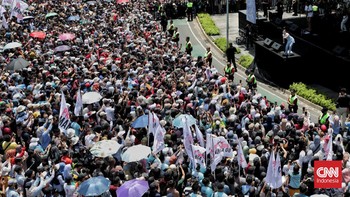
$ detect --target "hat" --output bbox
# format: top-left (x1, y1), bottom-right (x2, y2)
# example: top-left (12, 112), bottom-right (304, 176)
top-left (71, 136), bottom-right (79, 145)
top-left (66, 128), bottom-right (76, 139)
top-left (99, 111), bottom-right (107, 116)
top-left (17, 105), bottom-right (26, 113)
top-left (249, 148), bottom-right (257, 154)
top-left (8, 179), bottom-right (17, 185)
top-left (30, 137), bottom-right (39, 143)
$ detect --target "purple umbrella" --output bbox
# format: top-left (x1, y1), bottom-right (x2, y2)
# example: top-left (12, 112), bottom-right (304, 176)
top-left (116, 179), bottom-right (149, 197)
top-left (54, 45), bottom-right (71, 52)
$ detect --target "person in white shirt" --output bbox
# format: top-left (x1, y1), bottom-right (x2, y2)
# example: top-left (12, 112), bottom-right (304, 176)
top-left (305, 1), bottom-right (313, 32)
top-left (64, 176), bottom-right (77, 197)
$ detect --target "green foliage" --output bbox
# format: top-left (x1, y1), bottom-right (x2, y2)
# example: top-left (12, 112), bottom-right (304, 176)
top-left (197, 13), bottom-right (220, 36)
top-left (238, 54), bottom-right (253, 68)
top-left (214, 38), bottom-right (227, 52)
top-left (289, 82), bottom-right (336, 111)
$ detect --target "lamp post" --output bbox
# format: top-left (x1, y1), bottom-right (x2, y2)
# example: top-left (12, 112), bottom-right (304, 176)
top-left (226, 0), bottom-right (229, 49)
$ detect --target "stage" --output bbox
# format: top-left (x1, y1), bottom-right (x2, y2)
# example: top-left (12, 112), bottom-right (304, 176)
top-left (239, 10), bottom-right (350, 91)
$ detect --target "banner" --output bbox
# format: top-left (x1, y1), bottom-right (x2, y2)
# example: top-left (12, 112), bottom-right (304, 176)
top-left (152, 125), bottom-right (165, 154)
top-left (74, 89), bottom-right (83, 116)
top-left (210, 136), bottom-right (233, 171)
top-left (191, 145), bottom-right (206, 169)
top-left (10, 0), bottom-right (28, 20)
top-left (183, 118), bottom-right (194, 160)
top-left (246, 0), bottom-right (256, 24)
top-left (59, 92), bottom-right (71, 134)
top-left (213, 136), bottom-right (233, 158)
top-left (148, 112), bottom-right (159, 135)
top-left (266, 151), bottom-right (282, 189)
top-left (194, 124), bottom-right (205, 147)
top-left (237, 140), bottom-right (248, 168)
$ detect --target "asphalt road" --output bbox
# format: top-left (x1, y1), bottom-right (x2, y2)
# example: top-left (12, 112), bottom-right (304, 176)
top-left (173, 19), bottom-right (322, 123)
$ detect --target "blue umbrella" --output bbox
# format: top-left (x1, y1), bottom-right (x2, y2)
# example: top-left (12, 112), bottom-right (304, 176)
top-left (67, 15), bottom-right (80, 21)
top-left (172, 114), bottom-right (197, 128)
top-left (77, 176), bottom-right (111, 196)
top-left (131, 114), bottom-right (148, 128)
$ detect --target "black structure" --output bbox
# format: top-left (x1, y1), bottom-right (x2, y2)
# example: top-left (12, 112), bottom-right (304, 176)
top-left (238, 10), bottom-right (350, 92)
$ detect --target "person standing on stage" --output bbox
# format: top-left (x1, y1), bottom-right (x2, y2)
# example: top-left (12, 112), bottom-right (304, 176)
top-left (282, 28), bottom-right (295, 55)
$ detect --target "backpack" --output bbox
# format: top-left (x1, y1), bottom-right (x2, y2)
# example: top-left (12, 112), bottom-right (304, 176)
top-left (52, 172), bottom-right (63, 185)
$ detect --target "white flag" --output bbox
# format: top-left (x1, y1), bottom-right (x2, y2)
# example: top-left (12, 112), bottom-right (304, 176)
top-left (59, 92), bottom-right (71, 134)
top-left (246, 0), bottom-right (257, 24)
top-left (10, 0), bottom-right (28, 20)
top-left (152, 125), bottom-right (165, 154)
top-left (325, 135), bottom-right (333, 161)
top-left (210, 136), bottom-right (233, 172)
top-left (2, 0), bottom-right (12, 6)
top-left (194, 124), bottom-right (205, 147)
top-left (1, 15), bottom-right (8, 29)
top-left (183, 118), bottom-right (194, 160)
top-left (213, 136), bottom-right (233, 158)
top-left (74, 89), bottom-right (83, 116)
top-left (148, 112), bottom-right (160, 135)
top-left (191, 145), bottom-right (206, 169)
top-left (206, 133), bottom-right (214, 162)
top-left (237, 140), bottom-right (248, 168)
top-left (266, 151), bottom-right (282, 189)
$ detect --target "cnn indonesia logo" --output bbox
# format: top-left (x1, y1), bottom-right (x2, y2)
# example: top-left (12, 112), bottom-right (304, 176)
top-left (314, 161), bottom-right (342, 188)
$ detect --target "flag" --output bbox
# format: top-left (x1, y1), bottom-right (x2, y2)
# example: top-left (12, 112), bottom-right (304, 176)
top-left (148, 112), bottom-right (160, 135)
top-left (10, 0), bottom-right (28, 20)
top-left (183, 118), bottom-right (194, 160)
top-left (325, 134), bottom-right (333, 161)
top-left (59, 92), bottom-right (71, 134)
top-left (152, 125), bottom-right (165, 154)
top-left (176, 150), bottom-right (184, 165)
top-left (74, 89), bottom-right (83, 116)
top-left (246, 0), bottom-right (257, 24)
top-left (2, 0), bottom-right (12, 6)
top-left (205, 67), bottom-right (212, 80)
top-left (1, 15), bottom-right (8, 29)
top-left (206, 133), bottom-right (213, 156)
top-left (237, 140), bottom-right (248, 168)
top-left (191, 145), bottom-right (206, 169)
top-left (210, 136), bottom-right (233, 171)
top-left (213, 136), bottom-right (233, 158)
top-left (194, 124), bottom-right (205, 147)
top-left (266, 151), bottom-right (282, 189)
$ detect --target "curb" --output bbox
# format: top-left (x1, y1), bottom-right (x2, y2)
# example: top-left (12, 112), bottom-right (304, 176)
top-left (195, 16), bottom-right (247, 71)
top-left (194, 15), bottom-right (323, 112)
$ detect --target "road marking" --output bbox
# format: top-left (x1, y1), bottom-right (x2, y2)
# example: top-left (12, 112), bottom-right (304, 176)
top-left (186, 21), bottom-right (287, 102)
top-left (186, 21), bottom-right (321, 121)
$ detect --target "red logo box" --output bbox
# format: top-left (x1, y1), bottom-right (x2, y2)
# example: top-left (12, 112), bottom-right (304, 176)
top-left (314, 160), bottom-right (342, 188)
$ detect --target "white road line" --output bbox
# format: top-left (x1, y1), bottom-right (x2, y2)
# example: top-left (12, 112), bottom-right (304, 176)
top-left (186, 21), bottom-right (287, 102)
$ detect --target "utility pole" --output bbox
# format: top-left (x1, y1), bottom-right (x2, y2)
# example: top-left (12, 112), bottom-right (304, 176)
top-left (226, 0), bottom-right (229, 49)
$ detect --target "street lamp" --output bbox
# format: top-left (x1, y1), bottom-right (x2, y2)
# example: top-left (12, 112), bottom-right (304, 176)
top-left (226, 0), bottom-right (229, 49)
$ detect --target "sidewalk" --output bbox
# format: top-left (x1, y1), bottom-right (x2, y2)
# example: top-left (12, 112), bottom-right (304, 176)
top-left (194, 12), bottom-right (339, 119)
top-left (204, 12), bottom-right (255, 61)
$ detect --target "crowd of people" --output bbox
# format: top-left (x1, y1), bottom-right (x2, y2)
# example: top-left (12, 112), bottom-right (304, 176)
top-left (0, 0), bottom-right (350, 196)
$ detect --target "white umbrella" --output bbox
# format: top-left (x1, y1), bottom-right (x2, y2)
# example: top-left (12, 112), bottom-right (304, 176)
top-left (4, 42), bottom-right (22, 50)
top-left (82, 92), bottom-right (102, 104)
top-left (90, 140), bottom-right (122, 158)
top-left (122, 145), bottom-right (151, 162)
